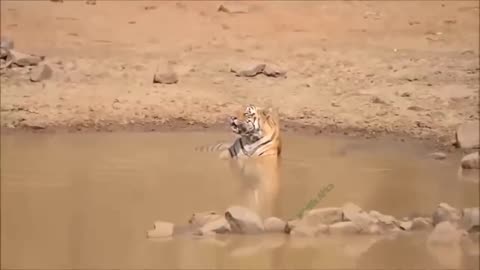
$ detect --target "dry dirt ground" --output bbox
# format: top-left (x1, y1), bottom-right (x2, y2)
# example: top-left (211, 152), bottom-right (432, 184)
top-left (1, 1), bottom-right (479, 145)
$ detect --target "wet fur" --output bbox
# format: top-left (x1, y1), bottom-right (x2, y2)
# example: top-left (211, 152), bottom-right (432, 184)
top-left (196, 105), bottom-right (282, 217)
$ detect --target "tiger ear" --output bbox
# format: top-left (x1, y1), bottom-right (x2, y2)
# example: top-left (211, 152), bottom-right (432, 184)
top-left (262, 107), bottom-right (278, 119)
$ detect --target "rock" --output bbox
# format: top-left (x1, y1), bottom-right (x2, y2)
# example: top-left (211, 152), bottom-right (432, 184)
top-left (225, 205), bottom-right (264, 234)
top-left (429, 152), bottom-right (447, 160)
top-left (370, 96), bottom-right (387, 105)
top-left (10, 50), bottom-right (43, 67)
top-left (197, 217), bottom-right (231, 235)
top-left (217, 3), bottom-right (249, 14)
top-left (302, 207), bottom-right (343, 225)
top-left (432, 203), bottom-right (461, 226)
top-left (262, 64), bottom-right (287, 78)
top-left (284, 219), bottom-right (300, 234)
top-left (427, 221), bottom-right (466, 246)
top-left (0, 36), bottom-right (14, 50)
top-left (0, 48), bottom-right (9, 59)
top-left (461, 152), bottom-right (479, 169)
top-left (291, 223), bottom-right (328, 237)
top-left (399, 221), bottom-right (413, 230)
top-left (230, 63), bottom-right (265, 77)
top-left (147, 221), bottom-right (174, 238)
top-left (329, 221), bottom-right (360, 234)
top-left (461, 207), bottom-right (479, 232)
top-left (345, 210), bottom-right (376, 233)
top-left (455, 122), bottom-right (479, 149)
top-left (264, 217), bottom-right (286, 233)
top-left (342, 202), bottom-right (363, 221)
top-left (153, 70), bottom-right (178, 84)
top-left (407, 105), bottom-right (424, 111)
top-left (188, 211), bottom-right (221, 227)
top-left (30, 64), bottom-right (53, 82)
top-left (369, 210), bottom-right (396, 225)
top-left (411, 217), bottom-right (432, 230)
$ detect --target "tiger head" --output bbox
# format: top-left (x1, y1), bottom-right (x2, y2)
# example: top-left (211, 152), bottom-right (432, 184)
top-left (229, 104), bottom-right (280, 142)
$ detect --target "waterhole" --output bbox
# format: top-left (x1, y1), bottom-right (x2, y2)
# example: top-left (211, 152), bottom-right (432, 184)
top-left (1, 132), bottom-right (478, 269)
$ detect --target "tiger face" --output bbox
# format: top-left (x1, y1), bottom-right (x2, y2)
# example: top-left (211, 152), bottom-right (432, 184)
top-left (229, 105), bottom-right (258, 137)
top-left (229, 105), bottom-right (279, 142)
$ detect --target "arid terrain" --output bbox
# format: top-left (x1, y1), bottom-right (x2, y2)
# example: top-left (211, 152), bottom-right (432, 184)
top-left (1, 0), bottom-right (479, 145)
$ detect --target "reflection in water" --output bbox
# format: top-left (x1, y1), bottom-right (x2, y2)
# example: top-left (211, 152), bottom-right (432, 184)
top-left (228, 156), bottom-right (281, 218)
top-left (1, 132), bottom-right (479, 269)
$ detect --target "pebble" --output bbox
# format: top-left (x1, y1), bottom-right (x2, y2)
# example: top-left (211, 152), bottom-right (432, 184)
top-left (147, 221), bottom-right (174, 238)
top-left (30, 64), bottom-right (53, 82)
top-left (429, 152), bottom-right (447, 160)
top-left (230, 63), bottom-right (265, 77)
top-left (217, 3), bottom-right (249, 14)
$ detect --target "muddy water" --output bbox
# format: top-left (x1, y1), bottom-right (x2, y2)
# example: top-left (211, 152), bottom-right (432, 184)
top-left (1, 132), bottom-right (478, 269)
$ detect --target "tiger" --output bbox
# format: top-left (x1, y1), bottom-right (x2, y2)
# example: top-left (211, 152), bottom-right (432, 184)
top-left (195, 104), bottom-right (282, 218)
top-left (195, 104), bottom-right (282, 160)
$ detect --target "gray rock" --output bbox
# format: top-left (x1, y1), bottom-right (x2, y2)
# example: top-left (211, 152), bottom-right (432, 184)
top-left (230, 63), bottom-right (265, 77)
top-left (432, 203), bottom-right (461, 226)
top-left (263, 64), bottom-right (287, 78)
top-left (455, 122), bottom-right (479, 149)
top-left (429, 152), bottom-right (447, 160)
top-left (0, 48), bottom-right (9, 60)
top-left (461, 152), bottom-right (479, 169)
top-left (302, 207), bottom-right (343, 225)
top-left (369, 210), bottom-right (396, 225)
top-left (411, 217), bottom-right (432, 230)
top-left (217, 3), bottom-right (249, 14)
top-left (225, 205), bottom-right (264, 234)
top-left (342, 202), bottom-right (363, 221)
top-left (147, 221), bottom-right (174, 238)
top-left (197, 217), bottom-right (231, 235)
top-left (399, 220), bottom-right (413, 230)
top-left (30, 64), bottom-right (53, 82)
top-left (10, 50), bottom-right (43, 67)
top-left (153, 71), bottom-right (178, 84)
top-left (329, 221), bottom-right (360, 234)
top-left (427, 221), bottom-right (466, 246)
top-left (369, 210), bottom-right (400, 232)
top-left (461, 207), bottom-right (479, 232)
top-left (264, 217), bottom-right (286, 233)
top-left (0, 36), bottom-right (14, 50)
top-left (284, 219), bottom-right (300, 234)
top-left (188, 211), bottom-right (221, 227)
